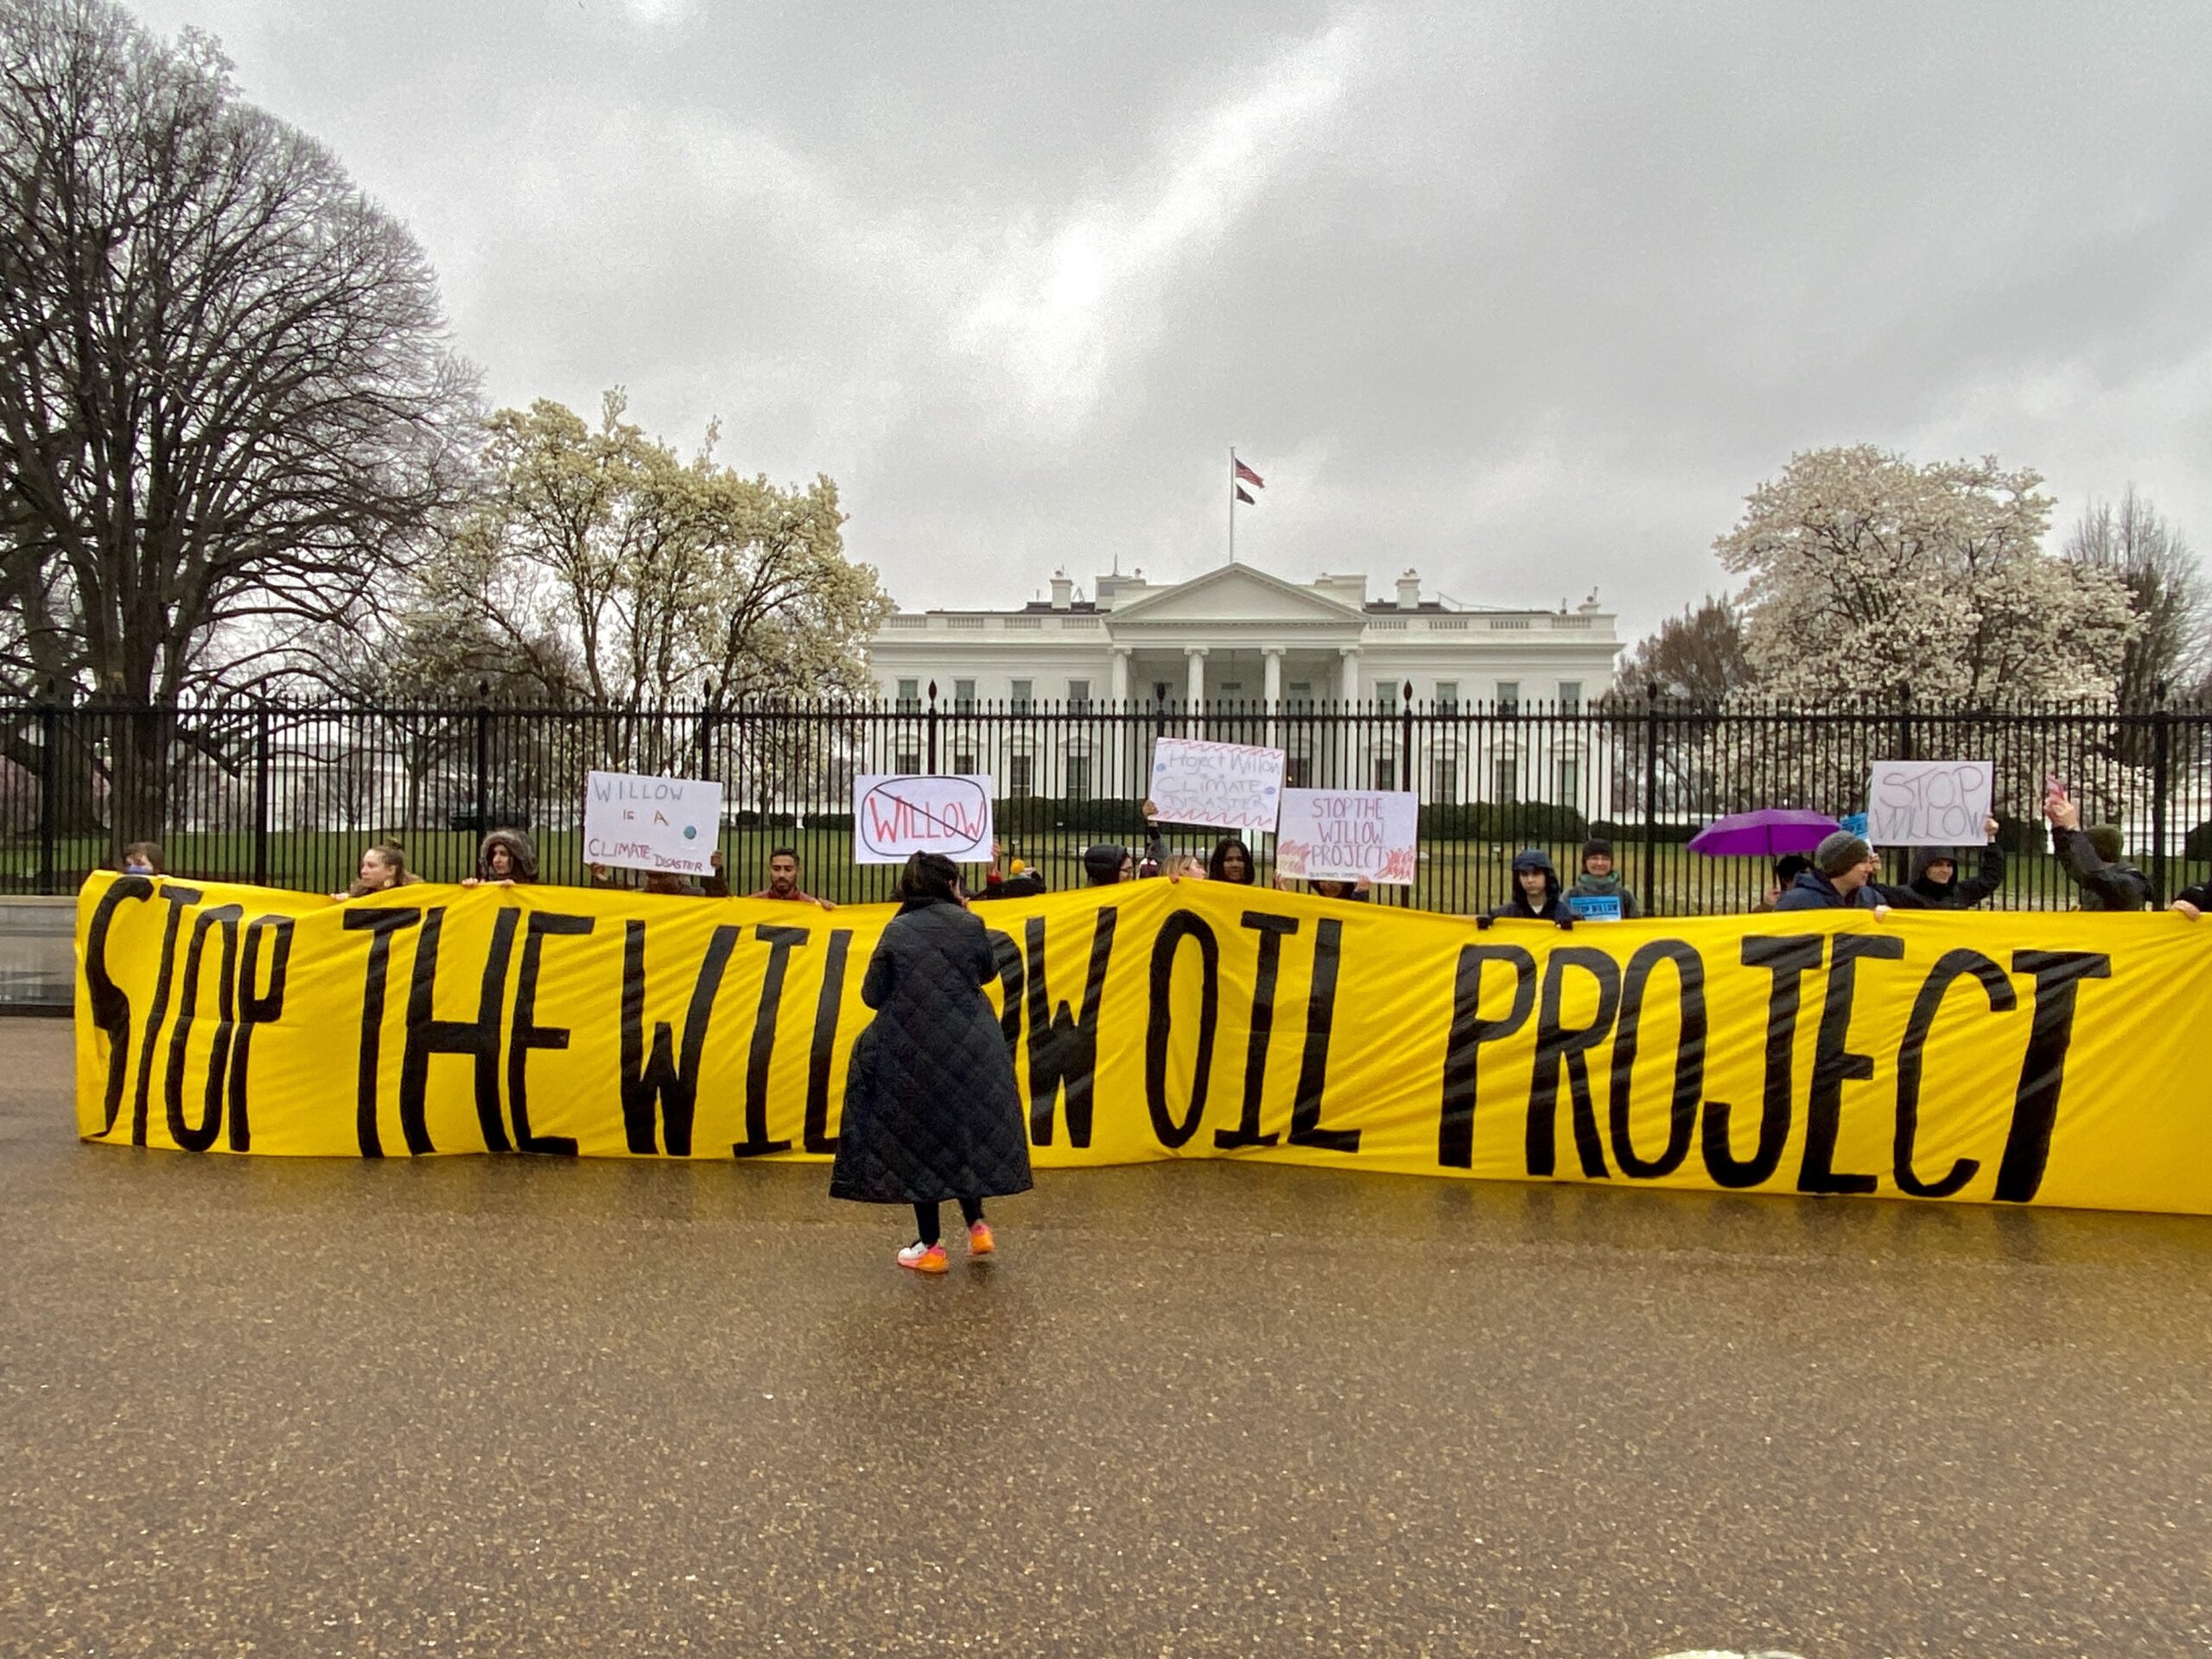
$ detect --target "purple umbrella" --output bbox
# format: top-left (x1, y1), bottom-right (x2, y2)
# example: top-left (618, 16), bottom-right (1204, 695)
top-left (1688, 809), bottom-right (1842, 858)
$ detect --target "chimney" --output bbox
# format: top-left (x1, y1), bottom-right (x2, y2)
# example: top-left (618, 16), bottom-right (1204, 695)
top-left (1050, 570), bottom-right (1073, 611)
top-left (1395, 569), bottom-right (1421, 610)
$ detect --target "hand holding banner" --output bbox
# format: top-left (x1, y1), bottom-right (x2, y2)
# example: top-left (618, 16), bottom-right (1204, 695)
top-left (1148, 737), bottom-right (1287, 833)
top-left (584, 771), bottom-right (722, 875)
top-left (1275, 788), bottom-right (1419, 884)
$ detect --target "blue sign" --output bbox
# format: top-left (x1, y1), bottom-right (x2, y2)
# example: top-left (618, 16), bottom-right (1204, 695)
top-left (1840, 812), bottom-right (1869, 837)
top-left (1567, 893), bottom-right (1624, 922)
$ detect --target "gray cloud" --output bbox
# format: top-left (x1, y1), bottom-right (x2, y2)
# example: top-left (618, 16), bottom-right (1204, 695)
top-left (127, 0), bottom-right (2212, 633)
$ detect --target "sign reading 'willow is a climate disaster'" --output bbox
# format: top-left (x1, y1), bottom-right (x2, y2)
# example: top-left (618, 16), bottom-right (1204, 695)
top-left (73, 873), bottom-right (2211, 1214)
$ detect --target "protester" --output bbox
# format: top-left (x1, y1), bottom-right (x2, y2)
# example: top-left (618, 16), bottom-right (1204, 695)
top-left (119, 842), bottom-right (164, 876)
top-left (1081, 843), bottom-right (1135, 887)
top-left (1491, 848), bottom-right (1571, 924)
top-left (752, 847), bottom-right (836, 911)
top-left (338, 840), bottom-right (416, 899)
top-left (1772, 832), bottom-right (1923, 912)
top-left (1207, 838), bottom-right (1257, 884)
top-left (1166, 852), bottom-right (1209, 880)
top-left (976, 841), bottom-right (1047, 900)
top-left (462, 827), bottom-right (537, 888)
top-left (2044, 785), bottom-right (2152, 911)
top-left (1138, 798), bottom-right (1172, 872)
top-left (1906, 819), bottom-right (2005, 908)
top-left (1568, 837), bottom-right (1639, 918)
top-left (1308, 876), bottom-right (1373, 902)
top-left (1751, 854), bottom-right (1813, 912)
top-left (829, 851), bottom-right (1032, 1274)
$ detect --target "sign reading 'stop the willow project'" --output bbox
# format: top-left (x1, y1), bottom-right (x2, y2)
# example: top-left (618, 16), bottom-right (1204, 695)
top-left (71, 874), bottom-right (2211, 1216)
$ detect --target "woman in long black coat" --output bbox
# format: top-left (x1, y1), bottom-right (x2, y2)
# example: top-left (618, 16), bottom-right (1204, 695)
top-left (830, 852), bottom-right (1033, 1273)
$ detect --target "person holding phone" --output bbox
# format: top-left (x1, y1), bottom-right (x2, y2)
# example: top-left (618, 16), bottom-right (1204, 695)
top-left (2044, 781), bottom-right (2151, 911)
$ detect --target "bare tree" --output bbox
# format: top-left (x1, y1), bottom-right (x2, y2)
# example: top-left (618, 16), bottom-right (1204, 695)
top-left (0, 0), bottom-right (477, 842)
top-left (2064, 486), bottom-right (2205, 707)
top-left (1616, 594), bottom-right (1750, 704)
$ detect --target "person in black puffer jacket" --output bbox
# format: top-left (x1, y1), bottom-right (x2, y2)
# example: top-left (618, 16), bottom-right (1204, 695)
top-left (1906, 818), bottom-right (2005, 908)
top-left (830, 851), bottom-right (1033, 1273)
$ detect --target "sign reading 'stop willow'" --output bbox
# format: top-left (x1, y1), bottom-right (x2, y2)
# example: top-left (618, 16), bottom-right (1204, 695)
top-left (73, 874), bottom-right (2212, 1216)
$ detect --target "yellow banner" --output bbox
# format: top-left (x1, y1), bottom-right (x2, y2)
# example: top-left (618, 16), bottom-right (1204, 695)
top-left (73, 872), bottom-right (2212, 1214)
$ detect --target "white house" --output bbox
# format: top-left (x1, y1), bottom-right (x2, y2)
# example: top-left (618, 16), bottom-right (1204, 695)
top-left (864, 563), bottom-right (1624, 807)
top-left (871, 562), bottom-right (1618, 710)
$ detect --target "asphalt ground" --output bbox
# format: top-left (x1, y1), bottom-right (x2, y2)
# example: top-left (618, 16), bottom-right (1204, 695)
top-left (1, 1019), bottom-right (2205, 1658)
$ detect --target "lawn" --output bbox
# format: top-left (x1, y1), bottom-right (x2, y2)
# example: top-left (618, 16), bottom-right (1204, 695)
top-left (4, 825), bottom-right (2181, 914)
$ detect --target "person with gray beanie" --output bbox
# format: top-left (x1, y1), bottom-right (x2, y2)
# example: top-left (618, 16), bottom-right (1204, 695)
top-left (1772, 830), bottom-right (1928, 912)
top-left (1569, 836), bottom-right (1639, 918)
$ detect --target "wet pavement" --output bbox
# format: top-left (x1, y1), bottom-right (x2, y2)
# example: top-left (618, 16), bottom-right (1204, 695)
top-left (1, 1019), bottom-right (2206, 1658)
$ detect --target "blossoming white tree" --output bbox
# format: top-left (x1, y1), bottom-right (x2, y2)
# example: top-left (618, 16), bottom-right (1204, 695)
top-left (1714, 447), bottom-right (2137, 704)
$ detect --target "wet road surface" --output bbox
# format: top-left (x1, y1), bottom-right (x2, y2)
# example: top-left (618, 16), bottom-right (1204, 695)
top-left (1, 1019), bottom-right (2206, 1657)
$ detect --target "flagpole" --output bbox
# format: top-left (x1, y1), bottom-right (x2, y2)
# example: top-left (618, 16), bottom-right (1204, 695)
top-left (1229, 446), bottom-right (1236, 564)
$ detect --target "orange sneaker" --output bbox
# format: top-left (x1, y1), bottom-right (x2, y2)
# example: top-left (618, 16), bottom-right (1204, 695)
top-left (967, 1220), bottom-right (995, 1256)
top-left (896, 1242), bottom-right (948, 1274)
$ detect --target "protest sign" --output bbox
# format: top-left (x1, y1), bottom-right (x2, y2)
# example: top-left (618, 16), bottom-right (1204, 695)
top-left (853, 774), bottom-right (995, 864)
top-left (1567, 893), bottom-right (1624, 921)
top-left (583, 771), bottom-right (721, 876)
top-left (1148, 738), bottom-right (1287, 833)
top-left (1274, 788), bottom-right (1419, 884)
top-left (1867, 760), bottom-right (1993, 847)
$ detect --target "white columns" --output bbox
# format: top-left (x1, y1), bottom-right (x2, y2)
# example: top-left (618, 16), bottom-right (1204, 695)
top-left (1338, 645), bottom-right (1361, 708)
top-left (1109, 646), bottom-right (1131, 706)
top-left (1185, 645), bottom-right (1209, 708)
top-left (1262, 646), bottom-right (1283, 709)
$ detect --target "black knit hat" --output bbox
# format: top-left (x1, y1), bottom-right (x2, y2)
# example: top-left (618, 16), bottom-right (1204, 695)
top-left (1581, 837), bottom-right (1613, 863)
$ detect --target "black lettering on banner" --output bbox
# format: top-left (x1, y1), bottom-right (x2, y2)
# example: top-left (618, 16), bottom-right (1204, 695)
top-left (1217, 911), bottom-right (1298, 1149)
top-left (734, 925), bottom-right (809, 1156)
top-left (1145, 910), bottom-right (1219, 1149)
top-left (1708, 936), bottom-right (1822, 1188)
top-left (1798, 933), bottom-right (1904, 1195)
top-left (226, 915), bottom-right (293, 1152)
top-left (1892, 948), bottom-right (2013, 1198)
top-left (1527, 948), bottom-right (1620, 1179)
top-left (1995, 950), bottom-right (2112, 1203)
top-left (1027, 910), bottom-right (1118, 1148)
top-left (620, 919), bottom-right (741, 1157)
top-left (986, 929), bottom-right (1023, 1068)
top-left (163, 904), bottom-right (243, 1152)
top-left (804, 929), bottom-right (854, 1154)
top-left (399, 906), bottom-right (519, 1156)
top-left (1437, 944), bottom-right (1537, 1168)
top-left (130, 883), bottom-right (205, 1146)
top-left (344, 906), bottom-right (423, 1158)
top-left (1288, 916), bottom-right (1359, 1152)
top-left (1606, 940), bottom-right (1707, 1180)
top-left (506, 912), bottom-right (595, 1155)
top-left (81, 875), bottom-right (154, 1137)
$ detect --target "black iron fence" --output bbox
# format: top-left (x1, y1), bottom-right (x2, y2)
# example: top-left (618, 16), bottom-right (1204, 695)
top-left (7, 691), bottom-right (2212, 913)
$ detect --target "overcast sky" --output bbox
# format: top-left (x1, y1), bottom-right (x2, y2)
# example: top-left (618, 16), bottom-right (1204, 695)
top-left (125, 0), bottom-right (2212, 637)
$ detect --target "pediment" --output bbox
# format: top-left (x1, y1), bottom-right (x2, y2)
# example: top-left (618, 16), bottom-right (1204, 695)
top-left (1108, 563), bottom-right (1363, 628)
